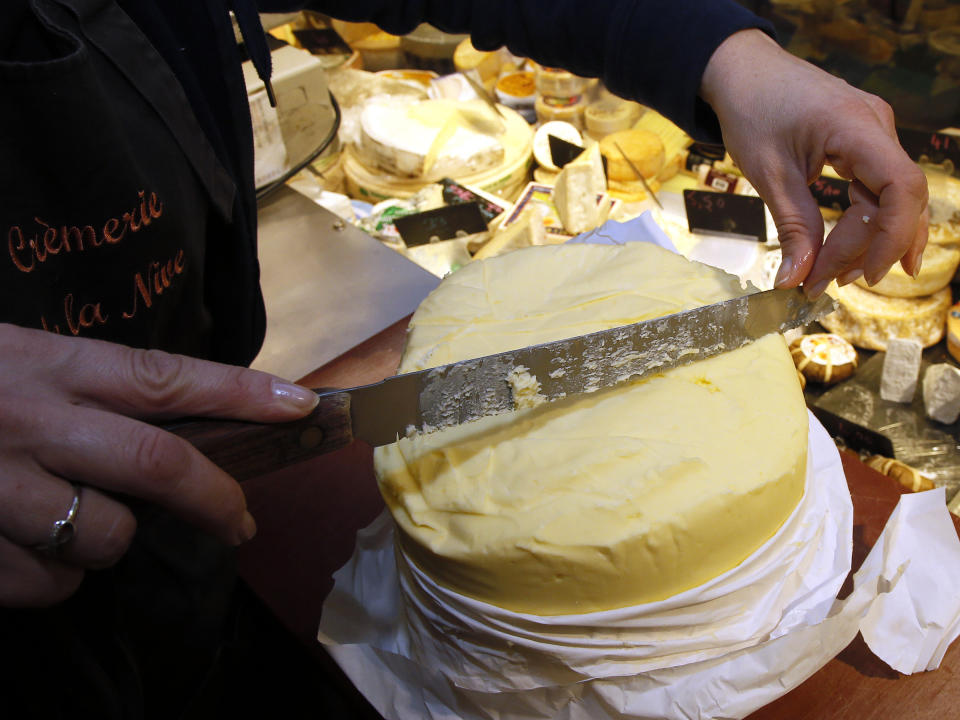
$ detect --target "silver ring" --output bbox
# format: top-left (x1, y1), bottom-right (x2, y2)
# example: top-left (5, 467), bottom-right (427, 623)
top-left (38, 485), bottom-right (82, 553)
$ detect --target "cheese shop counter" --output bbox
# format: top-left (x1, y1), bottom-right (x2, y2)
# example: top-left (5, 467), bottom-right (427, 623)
top-left (234, 314), bottom-right (960, 720)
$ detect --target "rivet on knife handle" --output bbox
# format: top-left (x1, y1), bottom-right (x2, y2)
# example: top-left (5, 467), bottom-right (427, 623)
top-left (164, 390), bottom-right (353, 482)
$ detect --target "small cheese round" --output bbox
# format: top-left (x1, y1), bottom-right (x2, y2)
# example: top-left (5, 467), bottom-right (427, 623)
top-left (853, 243), bottom-right (960, 297)
top-left (790, 333), bottom-right (858, 385)
top-left (927, 170), bottom-right (960, 227)
top-left (820, 282), bottom-right (951, 351)
top-left (599, 129), bottom-right (665, 182)
top-left (374, 242), bottom-right (808, 615)
top-left (532, 121), bottom-right (582, 172)
top-left (584, 99), bottom-right (642, 138)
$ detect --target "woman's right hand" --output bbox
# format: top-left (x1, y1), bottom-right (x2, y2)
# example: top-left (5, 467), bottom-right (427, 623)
top-left (0, 323), bottom-right (319, 607)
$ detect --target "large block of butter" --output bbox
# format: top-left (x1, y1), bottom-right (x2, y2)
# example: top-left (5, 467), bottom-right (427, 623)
top-left (374, 242), bottom-right (808, 615)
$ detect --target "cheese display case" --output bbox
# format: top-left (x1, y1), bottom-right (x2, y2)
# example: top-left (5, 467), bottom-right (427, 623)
top-left (246, 10), bottom-right (960, 720)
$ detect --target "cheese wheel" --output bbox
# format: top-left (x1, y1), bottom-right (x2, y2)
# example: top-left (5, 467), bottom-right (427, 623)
top-left (854, 242), bottom-right (960, 297)
top-left (584, 99), bottom-right (642, 138)
top-left (534, 94), bottom-right (585, 128)
top-left (453, 38), bottom-right (501, 81)
top-left (929, 222), bottom-right (960, 246)
top-left (789, 333), bottom-right (858, 384)
top-left (532, 120), bottom-right (582, 171)
top-left (927, 170), bottom-right (960, 227)
top-left (374, 242), bottom-right (808, 615)
top-left (599, 128), bottom-right (665, 182)
top-left (534, 65), bottom-right (589, 97)
top-left (820, 282), bottom-right (951, 350)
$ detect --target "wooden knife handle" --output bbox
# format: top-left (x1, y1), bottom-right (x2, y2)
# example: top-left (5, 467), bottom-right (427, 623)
top-left (164, 390), bottom-right (353, 482)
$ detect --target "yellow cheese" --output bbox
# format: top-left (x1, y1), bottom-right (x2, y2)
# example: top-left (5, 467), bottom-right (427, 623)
top-left (820, 282), bottom-right (951, 350)
top-left (472, 206), bottom-right (545, 260)
top-left (374, 242), bottom-right (808, 615)
top-left (854, 242), bottom-right (960, 297)
top-left (599, 128), bottom-right (665, 182)
top-left (632, 108), bottom-right (692, 164)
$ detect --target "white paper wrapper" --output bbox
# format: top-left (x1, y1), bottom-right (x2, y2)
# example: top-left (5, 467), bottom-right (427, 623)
top-left (318, 415), bottom-right (960, 719)
top-left (318, 223), bottom-right (960, 717)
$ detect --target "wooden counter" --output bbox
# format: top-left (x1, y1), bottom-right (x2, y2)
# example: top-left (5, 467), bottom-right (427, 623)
top-left (237, 316), bottom-right (960, 719)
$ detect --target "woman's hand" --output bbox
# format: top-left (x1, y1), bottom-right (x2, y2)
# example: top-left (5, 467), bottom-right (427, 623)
top-left (700, 29), bottom-right (929, 297)
top-left (0, 323), bottom-right (319, 607)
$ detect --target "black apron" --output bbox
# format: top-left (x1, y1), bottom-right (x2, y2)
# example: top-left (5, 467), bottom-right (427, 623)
top-left (1, 2), bottom-right (249, 717)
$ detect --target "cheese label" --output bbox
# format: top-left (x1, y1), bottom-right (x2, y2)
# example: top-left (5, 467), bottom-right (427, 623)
top-left (394, 202), bottom-right (488, 247)
top-left (440, 178), bottom-right (505, 223)
top-left (898, 127), bottom-right (960, 168)
top-left (683, 190), bottom-right (766, 242)
top-left (810, 176), bottom-right (851, 211)
top-left (810, 405), bottom-right (895, 458)
top-left (548, 134), bottom-right (585, 169)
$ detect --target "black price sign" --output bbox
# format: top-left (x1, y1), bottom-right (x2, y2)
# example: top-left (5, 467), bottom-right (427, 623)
top-left (809, 405), bottom-right (895, 458)
top-left (809, 176), bottom-right (851, 211)
top-left (682, 190), bottom-right (766, 242)
top-left (440, 178), bottom-right (505, 224)
top-left (548, 134), bottom-right (585, 169)
top-left (898, 128), bottom-right (960, 169)
top-left (394, 202), bottom-right (488, 247)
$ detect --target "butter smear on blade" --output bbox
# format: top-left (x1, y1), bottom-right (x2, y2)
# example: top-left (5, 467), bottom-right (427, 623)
top-left (374, 242), bottom-right (807, 615)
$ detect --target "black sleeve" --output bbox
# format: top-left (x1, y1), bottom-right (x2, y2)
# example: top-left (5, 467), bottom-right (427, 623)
top-left (257, 0), bottom-right (774, 143)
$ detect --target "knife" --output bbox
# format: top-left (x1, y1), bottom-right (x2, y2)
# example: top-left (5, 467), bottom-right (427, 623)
top-left (168, 288), bottom-right (835, 481)
top-left (459, 71), bottom-right (507, 119)
top-left (613, 140), bottom-right (663, 210)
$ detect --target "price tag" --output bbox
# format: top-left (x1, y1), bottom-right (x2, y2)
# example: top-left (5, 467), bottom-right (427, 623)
top-left (440, 178), bottom-right (505, 224)
top-left (682, 190), bottom-right (766, 243)
top-left (548, 134), bottom-right (585, 169)
top-left (898, 128), bottom-right (960, 169)
top-left (809, 176), bottom-right (851, 211)
top-left (394, 202), bottom-right (488, 247)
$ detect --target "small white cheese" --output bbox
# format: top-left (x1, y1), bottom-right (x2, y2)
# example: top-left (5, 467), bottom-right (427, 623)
top-left (923, 363), bottom-right (960, 424)
top-left (880, 338), bottom-right (923, 403)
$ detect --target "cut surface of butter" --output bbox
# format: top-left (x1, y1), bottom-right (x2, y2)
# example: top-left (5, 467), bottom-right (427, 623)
top-left (374, 242), bottom-right (808, 615)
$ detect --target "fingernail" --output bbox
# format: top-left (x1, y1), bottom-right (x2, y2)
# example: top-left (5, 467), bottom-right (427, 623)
top-left (271, 380), bottom-right (319, 411)
top-left (837, 268), bottom-right (864, 286)
top-left (912, 253), bottom-right (923, 279)
top-left (805, 278), bottom-right (830, 299)
top-left (864, 268), bottom-right (889, 286)
top-left (237, 511), bottom-right (257, 544)
top-left (774, 255), bottom-right (794, 288)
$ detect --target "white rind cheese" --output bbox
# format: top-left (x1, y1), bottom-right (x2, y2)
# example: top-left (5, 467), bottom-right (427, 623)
top-left (820, 282), bottom-right (951, 351)
top-left (923, 363), bottom-right (960, 424)
top-left (358, 98), bottom-right (505, 179)
top-left (374, 242), bottom-right (808, 615)
top-left (880, 338), bottom-right (923, 403)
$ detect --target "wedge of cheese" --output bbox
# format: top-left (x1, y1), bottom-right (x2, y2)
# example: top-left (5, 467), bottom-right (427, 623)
top-left (553, 144), bottom-right (608, 235)
top-left (820, 282), bottom-right (951, 350)
top-left (473, 206), bottom-right (545, 260)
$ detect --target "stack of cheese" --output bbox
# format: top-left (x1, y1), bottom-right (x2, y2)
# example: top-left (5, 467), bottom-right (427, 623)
top-left (374, 241), bottom-right (808, 614)
top-left (344, 96), bottom-right (533, 200)
top-left (821, 170), bottom-right (960, 350)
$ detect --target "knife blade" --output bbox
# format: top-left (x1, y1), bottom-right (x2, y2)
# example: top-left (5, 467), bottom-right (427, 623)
top-left (613, 140), bottom-right (663, 210)
top-left (168, 287), bottom-right (835, 481)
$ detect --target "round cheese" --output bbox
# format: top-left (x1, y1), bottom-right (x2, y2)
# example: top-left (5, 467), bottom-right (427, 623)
top-left (532, 120), bottom-right (583, 172)
top-left (374, 242), bottom-right (808, 615)
top-left (599, 128), bottom-right (665, 182)
top-left (584, 98), bottom-right (642, 138)
top-left (926, 170), bottom-right (960, 227)
top-left (790, 333), bottom-right (858, 385)
top-left (853, 242), bottom-right (960, 297)
top-left (534, 94), bottom-right (585, 128)
top-left (820, 282), bottom-right (951, 350)
top-left (534, 65), bottom-right (589, 97)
